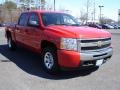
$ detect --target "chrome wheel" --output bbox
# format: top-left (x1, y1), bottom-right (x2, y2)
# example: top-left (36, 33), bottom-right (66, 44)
top-left (44, 52), bottom-right (54, 70)
top-left (41, 47), bottom-right (59, 74)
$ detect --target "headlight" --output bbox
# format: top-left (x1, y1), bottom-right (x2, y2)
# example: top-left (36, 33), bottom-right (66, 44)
top-left (60, 38), bottom-right (77, 51)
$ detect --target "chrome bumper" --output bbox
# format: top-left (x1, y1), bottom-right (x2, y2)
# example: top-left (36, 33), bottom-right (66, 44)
top-left (80, 47), bottom-right (113, 61)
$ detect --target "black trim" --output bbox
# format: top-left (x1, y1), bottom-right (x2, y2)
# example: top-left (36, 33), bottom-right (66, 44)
top-left (81, 44), bottom-right (110, 50)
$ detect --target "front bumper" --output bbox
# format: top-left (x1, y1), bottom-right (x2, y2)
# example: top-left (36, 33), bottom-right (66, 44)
top-left (57, 47), bottom-right (113, 68)
top-left (80, 47), bottom-right (113, 61)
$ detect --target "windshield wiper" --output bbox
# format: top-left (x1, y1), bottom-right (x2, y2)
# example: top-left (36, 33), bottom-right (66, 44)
top-left (47, 23), bottom-right (70, 26)
top-left (55, 23), bottom-right (71, 26)
top-left (71, 24), bottom-right (80, 26)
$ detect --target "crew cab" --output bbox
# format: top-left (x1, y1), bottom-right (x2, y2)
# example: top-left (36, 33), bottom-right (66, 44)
top-left (5, 10), bottom-right (113, 74)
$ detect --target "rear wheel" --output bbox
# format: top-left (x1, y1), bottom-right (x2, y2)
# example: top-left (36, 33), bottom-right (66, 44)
top-left (41, 47), bottom-right (59, 74)
top-left (7, 36), bottom-right (16, 50)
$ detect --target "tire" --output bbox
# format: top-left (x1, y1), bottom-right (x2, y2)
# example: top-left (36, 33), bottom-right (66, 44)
top-left (7, 36), bottom-right (16, 50)
top-left (41, 47), bottom-right (59, 74)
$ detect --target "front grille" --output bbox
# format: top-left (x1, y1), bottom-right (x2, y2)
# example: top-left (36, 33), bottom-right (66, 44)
top-left (78, 38), bottom-right (111, 51)
top-left (81, 43), bottom-right (110, 50)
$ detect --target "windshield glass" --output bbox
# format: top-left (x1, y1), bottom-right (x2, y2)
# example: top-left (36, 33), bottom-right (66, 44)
top-left (41, 13), bottom-right (79, 26)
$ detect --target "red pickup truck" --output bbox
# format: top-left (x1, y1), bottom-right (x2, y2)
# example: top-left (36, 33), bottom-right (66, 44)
top-left (5, 10), bottom-right (113, 73)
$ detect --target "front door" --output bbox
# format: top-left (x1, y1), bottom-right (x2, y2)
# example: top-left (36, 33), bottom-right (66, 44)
top-left (24, 12), bottom-right (41, 51)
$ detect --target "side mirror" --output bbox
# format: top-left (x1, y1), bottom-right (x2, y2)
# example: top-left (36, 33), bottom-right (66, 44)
top-left (28, 20), bottom-right (39, 27)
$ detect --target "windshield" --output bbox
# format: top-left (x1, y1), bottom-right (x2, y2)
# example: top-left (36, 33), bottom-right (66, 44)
top-left (41, 13), bottom-right (79, 26)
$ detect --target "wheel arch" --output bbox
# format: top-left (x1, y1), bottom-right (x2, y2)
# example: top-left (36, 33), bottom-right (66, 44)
top-left (41, 40), bottom-right (57, 51)
top-left (41, 40), bottom-right (59, 73)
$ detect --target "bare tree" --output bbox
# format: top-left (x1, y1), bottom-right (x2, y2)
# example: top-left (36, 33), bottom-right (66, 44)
top-left (19, 0), bottom-right (34, 9)
top-left (86, 0), bottom-right (93, 23)
top-left (0, 4), bottom-right (3, 22)
top-left (3, 1), bottom-right (17, 10)
top-left (46, 3), bottom-right (52, 11)
top-left (79, 11), bottom-right (88, 24)
top-left (41, 0), bottom-right (46, 10)
top-left (2, 1), bottom-right (17, 22)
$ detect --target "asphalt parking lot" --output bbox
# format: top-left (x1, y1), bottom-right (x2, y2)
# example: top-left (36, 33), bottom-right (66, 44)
top-left (0, 27), bottom-right (120, 90)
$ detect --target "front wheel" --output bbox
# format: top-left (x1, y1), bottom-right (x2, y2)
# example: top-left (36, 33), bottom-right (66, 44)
top-left (41, 47), bottom-right (59, 74)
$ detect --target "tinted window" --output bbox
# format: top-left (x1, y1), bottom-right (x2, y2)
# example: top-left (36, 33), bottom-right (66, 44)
top-left (63, 15), bottom-right (76, 25)
top-left (18, 13), bottom-right (28, 26)
top-left (28, 13), bottom-right (39, 25)
top-left (41, 13), bottom-right (79, 26)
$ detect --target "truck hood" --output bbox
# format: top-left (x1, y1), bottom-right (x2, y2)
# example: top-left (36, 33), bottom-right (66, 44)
top-left (46, 25), bottom-right (111, 39)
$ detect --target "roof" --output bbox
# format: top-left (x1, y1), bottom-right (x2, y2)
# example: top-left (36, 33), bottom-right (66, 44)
top-left (24, 10), bottom-right (65, 14)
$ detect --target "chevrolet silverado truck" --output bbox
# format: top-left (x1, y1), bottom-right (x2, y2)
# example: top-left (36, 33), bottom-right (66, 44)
top-left (5, 10), bottom-right (113, 73)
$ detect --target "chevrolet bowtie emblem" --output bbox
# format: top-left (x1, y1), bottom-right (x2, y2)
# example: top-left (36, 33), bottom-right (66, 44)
top-left (97, 41), bottom-right (102, 47)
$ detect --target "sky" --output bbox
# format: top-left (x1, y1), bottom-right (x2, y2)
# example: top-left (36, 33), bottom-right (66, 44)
top-left (0, 0), bottom-right (120, 21)
top-left (47, 0), bottom-right (120, 21)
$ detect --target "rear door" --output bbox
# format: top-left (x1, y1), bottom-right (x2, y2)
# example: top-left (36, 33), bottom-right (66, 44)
top-left (15, 13), bottom-right (29, 44)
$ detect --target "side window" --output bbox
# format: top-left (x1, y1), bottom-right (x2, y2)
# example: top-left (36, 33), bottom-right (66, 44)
top-left (18, 13), bottom-right (28, 26)
top-left (63, 15), bottom-right (76, 25)
top-left (28, 13), bottom-right (39, 26)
